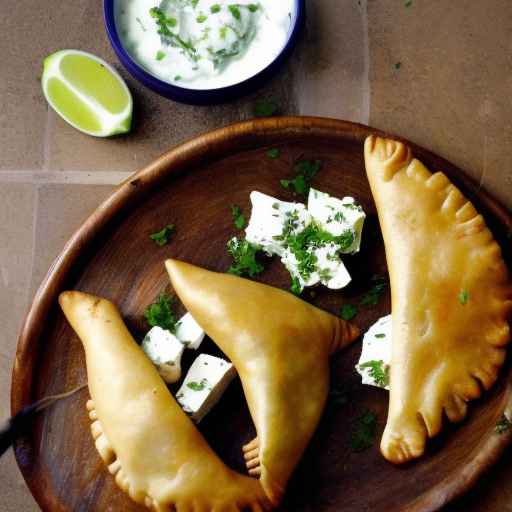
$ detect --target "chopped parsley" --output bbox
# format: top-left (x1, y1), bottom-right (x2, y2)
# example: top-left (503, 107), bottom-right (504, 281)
top-left (210, 4), bottom-right (221, 13)
top-left (254, 99), bottom-right (279, 117)
top-left (340, 303), bottom-right (358, 321)
top-left (495, 414), bottom-right (512, 434)
top-left (191, 0), bottom-right (199, 8)
top-left (231, 205), bottom-right (246, 230)
top-left (350, 410), bottom-right (378, 452)
top-left (150, 7), bottom-right (198, 62)
top-left (156, 50), bottom-right (166, 61)
top-left (458, 289), bottom-right (470, 305)
top-left (174, 75), bottom-right (182, 81)
top-left (227, 237), bottom-right (265, 277)
top-left (375, 333), bottom-right (386, 339)
top-left (187, 378), bottom-right (208, 391)
top-left (290, 275), bottom-right (303, 296)
top-left (228, 5), bottom-right (241, 20)
top-left (280, 159), bottom-right (322, 196)
top-left (359, 360), bottom-right (390, 388)
top-left (248, 4), bottom-right (259, 12)
top-left (359, 275), bottom-right (387, 306)
top-left (150, 224), bottom-right (175, 246)
top-left (266, 148), bottom-right (281, 159)
top-left (196, 14), bottom-right (208, 23)
top-left (144, 294), bottom-right (179, 333)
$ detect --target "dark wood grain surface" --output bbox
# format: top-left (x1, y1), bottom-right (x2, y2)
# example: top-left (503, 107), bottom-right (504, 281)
top-left (11, 117), bottom-right (512, 512)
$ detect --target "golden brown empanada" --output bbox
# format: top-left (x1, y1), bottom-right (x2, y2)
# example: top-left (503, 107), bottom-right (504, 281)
top-left (364, 135), bottom-right (512, 464)
top-left (165, 259), bottom-right (360, 505)
top-left (59, 291), bottom-right (270, 511)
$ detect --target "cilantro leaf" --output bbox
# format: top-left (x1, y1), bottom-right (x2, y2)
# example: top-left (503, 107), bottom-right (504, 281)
top-left (228, 5), bottom-right (241, 20)
top-left (144, 293), bottom-right (178, 332)
top-left (280, 159), bottom-right (322, 196)
top-left (340, 303), bottom-right (358, 321)
top-left (266, 148), bottom-right (281, 159)
top-left (227, 237), bottom-right (265, 277)
top-left (350, 410), bottom-right (377, 452)
top-left (359, 275), bottom-right (387, 306)
top-left (359, 360), bottom-right (390, 387)
top-left (254, 99), bottom-right (279, 117)
top-left (150, 224), bottom-right (175, 246)
top-left (458, 289), bottom-right (470, 305)
top-left (231, 205), bottom-right (246, 230)
top-left (187, 378), bottom-right (208, 391)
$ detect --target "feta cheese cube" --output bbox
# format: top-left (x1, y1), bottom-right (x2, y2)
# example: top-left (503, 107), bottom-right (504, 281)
top-left (175, 312), bottom-right (205, 350)
top-left (141, 326), bottom-right (185, 384)
top-left (307, 188), bottom-right (366, 254)
top-left (176, 354), bottom-right (236, 423)
top-left (281, 243), bottom-right (352, 293)
top-left (245, 191), bottom-right (312, 256)
top-left (356, 315), bottom-right (392, 390)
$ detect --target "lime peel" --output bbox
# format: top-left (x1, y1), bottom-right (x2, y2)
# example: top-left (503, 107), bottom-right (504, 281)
top-left (42, 50), bottom-right (133, 137)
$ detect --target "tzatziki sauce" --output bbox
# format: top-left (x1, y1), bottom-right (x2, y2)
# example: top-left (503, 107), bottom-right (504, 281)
top-left (115, 0), bottom-right (295, 89)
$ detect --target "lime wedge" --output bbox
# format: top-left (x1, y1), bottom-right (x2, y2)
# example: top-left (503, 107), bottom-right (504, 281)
top-left (42, 50), bottom-right (133, 137)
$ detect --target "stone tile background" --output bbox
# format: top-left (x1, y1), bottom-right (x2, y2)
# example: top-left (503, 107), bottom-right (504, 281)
top-left (0, 1), bottom-right (510, 510)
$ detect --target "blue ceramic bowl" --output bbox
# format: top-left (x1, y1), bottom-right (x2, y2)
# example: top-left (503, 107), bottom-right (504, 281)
top-left (104, 1), bottom-right (305, 105)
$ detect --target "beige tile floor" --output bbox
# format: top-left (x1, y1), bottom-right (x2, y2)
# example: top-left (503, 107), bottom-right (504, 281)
top-left (1, 1), bottom-right (511, 510)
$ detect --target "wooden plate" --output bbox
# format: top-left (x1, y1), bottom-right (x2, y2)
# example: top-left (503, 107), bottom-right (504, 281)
top-left (11, 117), bottom-right (512, 512)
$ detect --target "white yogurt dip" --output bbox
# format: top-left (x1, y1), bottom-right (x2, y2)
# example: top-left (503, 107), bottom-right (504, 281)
top-left (115, 0), bottom-right (295, 89)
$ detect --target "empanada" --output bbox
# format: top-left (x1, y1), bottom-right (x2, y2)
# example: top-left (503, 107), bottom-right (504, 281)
top-left (165, 259), bottom-right (360, 505)
top-left (364, 135), bottom-right (512, 464)
top-left (59, 291), bottom-right (270, 511)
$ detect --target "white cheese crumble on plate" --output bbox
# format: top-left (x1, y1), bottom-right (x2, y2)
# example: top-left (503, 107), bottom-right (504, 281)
top-left (142, 326), bottom-right (185, 384)
top-left (176, 354), bottom-right (237, 423)
top-left (175, 312), bottom-right (205, 350)
top-left (307, 188), bottom-right (366, 254)
top-left (356, 315), bottom-right (392, 390)
top-left (245, 191), bottom-right (312, 257)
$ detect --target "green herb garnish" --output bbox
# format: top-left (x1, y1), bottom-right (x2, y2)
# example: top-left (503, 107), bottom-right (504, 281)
top-left (459, 289), bottom-right (470, 305)
top-left (144, 294), bottom-right (178, 333)
top-left (228, 4), bottom-right (241, 20)
top-left (156, 50), bottom-right (166, 61)
top-left (248, 3), bottom-right (259, 12)
top-left (150, 224), bottom-right (175, 246)
top-left (266, 148), bottom-right (281, 159)
top-left (340, 304), bottom-right (358, 321)
top-left (375, 333), bottom-right (386, 338)
top-left (280, 159), bottom-right (322, 196)
top-left (211, 4), bottom-right (221, 13)
top-left (191, 0), bottom-right (199, 8)
top-left (359, 360), bottom-right (389, 388)
top-left (174, 75), bottom-right (182, 81)
top-left (196, 14), bottom-right (208, 23)
top-left (187, 379), bottom-right (208, 391)
top-left (351, 410), bottom-right (378, 452)
top-left (254, 99), bottom-right (279, 117)
top-left (227, 238), bottom-right (265, 277)
top-left (231, 205), bottom-right (246, 230)
top-left (359, 275), bottom-right (387, 306)
top-left (495, 414), bottom-right (512, 434)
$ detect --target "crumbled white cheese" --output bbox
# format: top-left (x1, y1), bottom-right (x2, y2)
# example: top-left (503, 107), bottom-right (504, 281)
top-left (175, 312), bottom-right (205, 350)
top-left (141, 326), bottom-right (185, 384)
top-left (176, 354), bottom-right (236, 423)
top-left (281, 242), bottom-right (351, 292)
top-left (245, 191), bottom-right (312, 256)
top-left (356, 315), bottom-right (392, 390)
top-left (307, 188), bottom-right (366, 254)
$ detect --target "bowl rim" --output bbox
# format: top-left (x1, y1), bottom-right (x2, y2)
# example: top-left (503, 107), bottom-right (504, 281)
top-left (103, 0), bottom-right (306, 104)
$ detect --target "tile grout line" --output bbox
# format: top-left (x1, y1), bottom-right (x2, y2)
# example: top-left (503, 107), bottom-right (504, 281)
top-left (0, 170), bottom-right (133, 186)
top-left (42, 108), bottom-right (52, 171)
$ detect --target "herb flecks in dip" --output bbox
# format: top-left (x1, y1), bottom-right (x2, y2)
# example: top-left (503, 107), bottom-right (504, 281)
top-left (115, 0), bottom-right (295, 89)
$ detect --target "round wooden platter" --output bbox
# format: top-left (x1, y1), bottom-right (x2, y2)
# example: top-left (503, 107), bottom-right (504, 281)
top-left (11, 117), bottom-right (512, 512)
